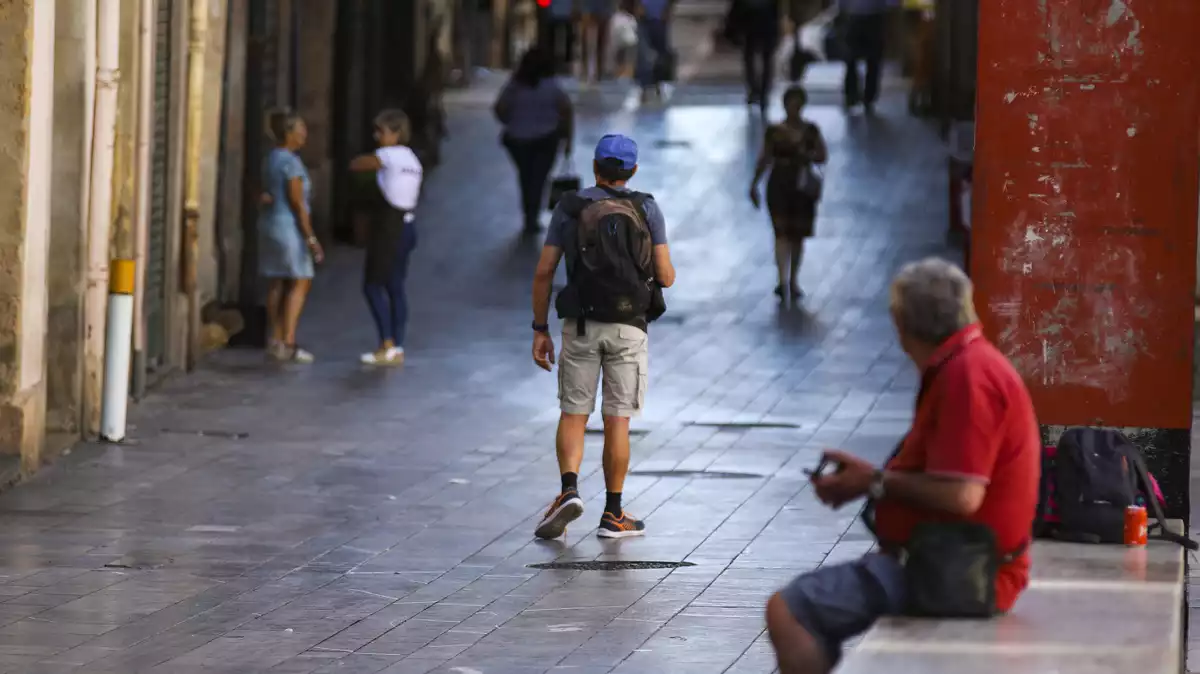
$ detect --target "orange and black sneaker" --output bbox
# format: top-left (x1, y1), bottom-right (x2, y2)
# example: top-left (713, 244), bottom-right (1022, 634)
top-left (597, 511), bottom-right (646, 539)
top-left (534, 490), bottom-right (584, 540)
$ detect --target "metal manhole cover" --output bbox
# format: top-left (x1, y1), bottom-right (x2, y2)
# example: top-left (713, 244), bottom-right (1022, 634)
top-left (629, 470), bottom-right (764, 479)
top-left (687, 421), bottom-right (801, 430)
top-left (104, 556), bottom-right (174, 570)
top-left (528, 560), bottom-right (695, 571)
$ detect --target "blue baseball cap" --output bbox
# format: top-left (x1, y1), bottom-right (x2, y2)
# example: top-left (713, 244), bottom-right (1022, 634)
top-left (594, 134), bottom-right (638, 170)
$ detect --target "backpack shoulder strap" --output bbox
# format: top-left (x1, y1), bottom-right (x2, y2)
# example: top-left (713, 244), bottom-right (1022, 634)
top-left (558, 191), bottom-right (592, 280)
top-left (597, 187), bottom-right (652, 225)
top-left (626, 189), bottom-right (651, 205)
top-left (1124, 444), bottom-right (1199, 550)
top-left (628, 192), bottom-right (652, 220)
top-left (595, 185), bottom-right (651, 206)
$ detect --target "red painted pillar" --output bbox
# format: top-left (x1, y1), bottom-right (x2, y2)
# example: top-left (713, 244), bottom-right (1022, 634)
top-left (973, 2), bottom-right (1200, 519)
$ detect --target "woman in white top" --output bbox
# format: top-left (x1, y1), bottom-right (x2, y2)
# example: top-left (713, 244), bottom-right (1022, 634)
top-left (349, 109), bottom-right (424, 366)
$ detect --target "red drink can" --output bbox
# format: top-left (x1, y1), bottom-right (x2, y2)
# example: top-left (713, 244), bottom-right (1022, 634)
top-left (1124, 505), bottom-right (1148, 546)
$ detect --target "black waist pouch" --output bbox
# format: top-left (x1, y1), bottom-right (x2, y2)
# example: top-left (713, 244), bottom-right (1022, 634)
top-left (646, 283), bottom-right (666, 323)
top-left (903, 521), bottom-right (1021, 618)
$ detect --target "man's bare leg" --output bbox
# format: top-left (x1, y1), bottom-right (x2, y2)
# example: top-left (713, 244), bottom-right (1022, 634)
top-left (535, 412), bottom-right (589, 540)
top-left (596, 414), bottom-right (644, 537)
top-left (601, 415), bottom-right (630, 495)
top-left (266, 279), bottom-right (286, 356)
top-left (766, 593), bottom-right (832, 674)
top-left (556, 412), bottom-right (588, 475)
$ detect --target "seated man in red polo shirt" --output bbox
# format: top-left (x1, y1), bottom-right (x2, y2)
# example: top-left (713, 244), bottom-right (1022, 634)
top-left (765, 258), bottom-right (1040, 674)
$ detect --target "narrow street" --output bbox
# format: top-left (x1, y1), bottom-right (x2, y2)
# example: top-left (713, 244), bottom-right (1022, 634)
top-left (0, 80), bottom-right (953, 672)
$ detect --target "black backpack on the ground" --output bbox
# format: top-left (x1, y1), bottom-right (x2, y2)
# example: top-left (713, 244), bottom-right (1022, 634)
top-left (555, 187), bottom-right (664, 327)
top-left (1036, 428), bottom-right (1196, 550)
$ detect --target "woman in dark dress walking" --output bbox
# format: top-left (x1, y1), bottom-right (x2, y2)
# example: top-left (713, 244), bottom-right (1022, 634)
top-left (749, 86), bottom-right (828, 302)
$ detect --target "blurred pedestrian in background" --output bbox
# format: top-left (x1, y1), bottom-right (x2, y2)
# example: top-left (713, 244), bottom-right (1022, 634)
top-left (749, 87), bottom-right (827, 303)
top-left (610, 0), bottom-right (640, 79)
top-left (494, 48), bottom-right (576, 232)
top-left (541, 0), bottom-right (578, 75)
top-left (406, 25), bottom-right (448, 168)
top-left (259, 109), bottom-right (322, 364)
top-left (349, 110), bottom-right (424, 367)
top-left (839, 0), bottom-right (895, 113)
top-left (580, 0), bottom-right (616, 83)
top-left (738, 0), bottom-right (781, 113)
top-left (635, 0), bottom-right (675, 102)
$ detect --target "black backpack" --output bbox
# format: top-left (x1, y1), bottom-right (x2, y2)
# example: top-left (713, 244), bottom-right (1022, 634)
top-left (555, 187), bottom-right (664, 327)
top-left (1036, 428), bottom-right (1196, 549)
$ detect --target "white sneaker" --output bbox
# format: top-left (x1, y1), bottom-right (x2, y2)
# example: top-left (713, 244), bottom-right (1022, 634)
top-left (288, 346), bottom-right (315, 364)
top-left (360, 346), bottom-right (404, 366)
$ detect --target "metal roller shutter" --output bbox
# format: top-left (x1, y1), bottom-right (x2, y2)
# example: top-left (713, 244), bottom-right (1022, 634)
top-left (146, 0), bottom-right (173, 368)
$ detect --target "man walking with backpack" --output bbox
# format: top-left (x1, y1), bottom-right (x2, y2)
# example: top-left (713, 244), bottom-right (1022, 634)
top-left (529, 134), bottom-right (676, 540)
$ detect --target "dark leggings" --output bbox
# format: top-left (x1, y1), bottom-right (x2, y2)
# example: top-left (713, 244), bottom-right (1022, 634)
top-left (364, 222), bottom-right (418, 346)
top-left (844, 13), bottom-right (886, 106)
top-left (742, 17), bottom-right (779, 105)
top-left (540, 14), bottom-right (576, 74)
top-left (504, 133), bottom-right (561, 228)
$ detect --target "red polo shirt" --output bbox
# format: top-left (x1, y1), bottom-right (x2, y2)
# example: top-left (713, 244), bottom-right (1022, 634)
top-left (873, 324), bottom-right (1041, 612)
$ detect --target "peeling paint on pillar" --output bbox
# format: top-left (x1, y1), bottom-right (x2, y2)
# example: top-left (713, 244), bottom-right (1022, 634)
top-left (976, 1), bottom-right (1200, 519)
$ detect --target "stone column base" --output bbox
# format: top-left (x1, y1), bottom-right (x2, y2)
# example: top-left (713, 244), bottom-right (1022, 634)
top-left (0, 382), bottom-right (46, 474)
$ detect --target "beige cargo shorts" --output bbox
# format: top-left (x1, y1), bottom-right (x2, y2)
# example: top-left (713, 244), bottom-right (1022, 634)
top-left (558, 320), bottom-right (648, 418)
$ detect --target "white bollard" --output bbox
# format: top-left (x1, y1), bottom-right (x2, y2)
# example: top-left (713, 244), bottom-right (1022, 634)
top-left (100, 259), bottom-right (135, 442)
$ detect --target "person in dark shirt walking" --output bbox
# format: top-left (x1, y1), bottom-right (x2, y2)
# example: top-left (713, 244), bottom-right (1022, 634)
top-left (839, 0), bottom-right (895, 113)
top-left (740, 0), bottom-right (781, 113)
top-left (495, 48), bottom-right (575, 232)
top-left (635, 0), bottom-right (675, 101)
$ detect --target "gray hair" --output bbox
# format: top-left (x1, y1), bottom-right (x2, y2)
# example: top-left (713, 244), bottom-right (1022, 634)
top-left (890, 258), bottom-right (977, 345)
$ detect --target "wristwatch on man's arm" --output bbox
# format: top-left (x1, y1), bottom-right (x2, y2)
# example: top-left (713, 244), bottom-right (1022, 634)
top-left (867, 470), bottom-right (886, 500)
top-left (532, 321), bottom-right (549, 334)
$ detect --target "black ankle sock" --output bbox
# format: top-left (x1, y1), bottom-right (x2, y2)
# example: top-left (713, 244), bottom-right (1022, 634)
top-left (561, 472), bottom-right (578, 494)
top-left (605, 492), bottom-right (622, 516)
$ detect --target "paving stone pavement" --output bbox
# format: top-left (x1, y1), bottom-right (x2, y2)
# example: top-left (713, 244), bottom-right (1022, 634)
top-left (0, 88), bottom-right (954, 672)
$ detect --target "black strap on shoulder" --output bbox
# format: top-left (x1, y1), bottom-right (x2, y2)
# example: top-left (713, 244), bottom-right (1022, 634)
top-left (593, 185), bottom-right (652, 228)
top-left (597, 184), bottom-right (651, 205)
top-left (557, 189), bottom-right (591, 337)
top-left (558, 190), bottom-right (588, 219)
top-left (861, 341), bottom-right (973, 545)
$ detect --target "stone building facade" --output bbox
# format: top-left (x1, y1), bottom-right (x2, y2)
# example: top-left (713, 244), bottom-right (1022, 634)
top-left (0, 0), bottom-right (444, 476)
top-left (0, 0), bottom-right (231, 474)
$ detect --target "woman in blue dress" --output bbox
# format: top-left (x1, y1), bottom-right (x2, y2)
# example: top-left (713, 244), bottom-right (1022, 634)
top-left (259, 109), bottom-right (323, 363)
